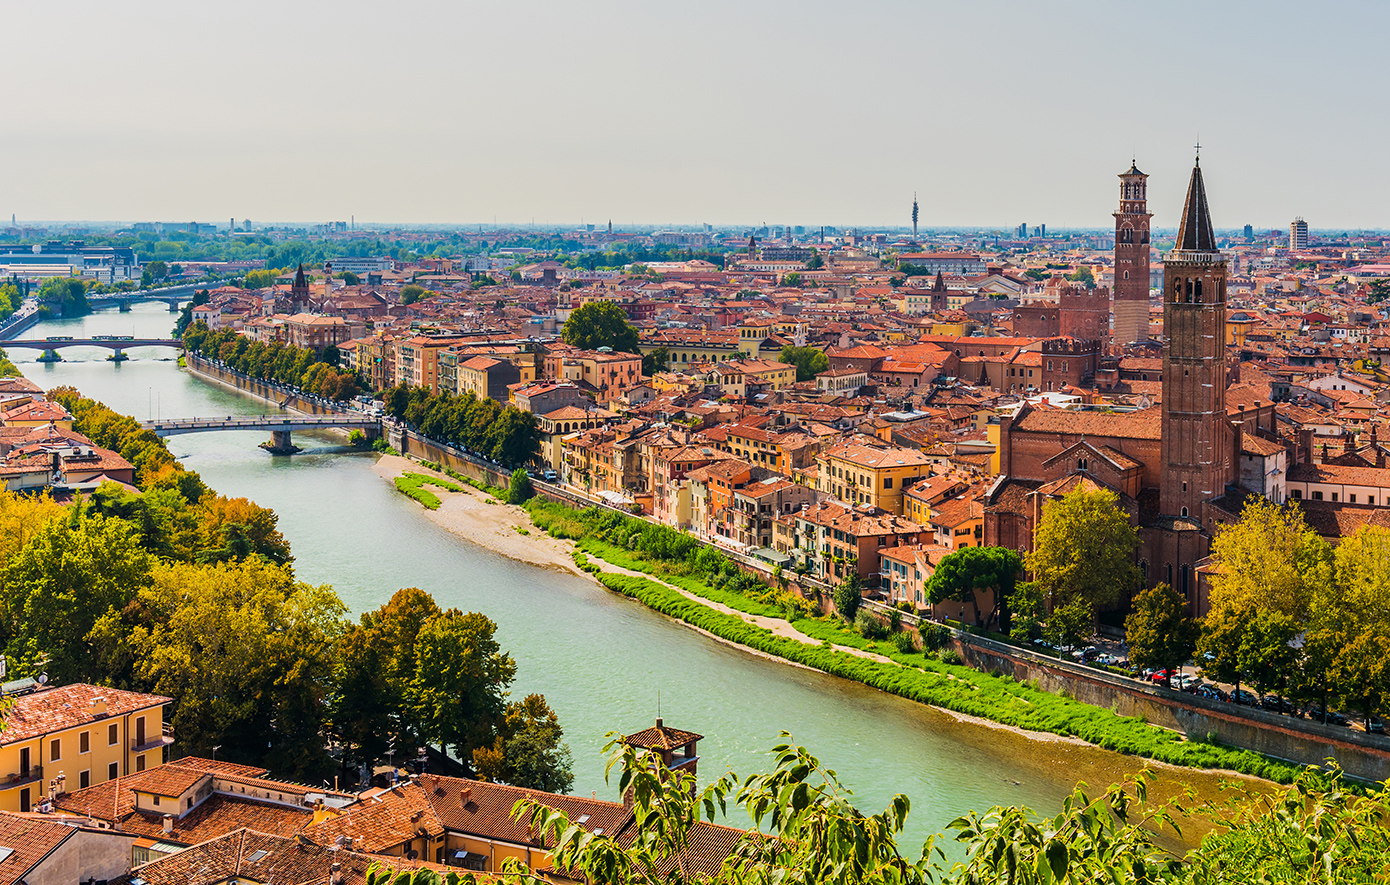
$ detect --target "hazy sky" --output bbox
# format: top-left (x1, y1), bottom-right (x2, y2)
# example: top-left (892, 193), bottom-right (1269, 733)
top-left (7, 1), bottom-right (1388, 229)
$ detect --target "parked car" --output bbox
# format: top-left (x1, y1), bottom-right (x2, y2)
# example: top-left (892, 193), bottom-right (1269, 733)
top-left (1176, 674), bottom-right (1204, 692)
top-left (1368, 717), bottom-right (1385, 735)
top-left (1260, 695), bottom-right (1296, 715)
top-left (1231, 689), bottom-right (1260, 707)
top-left (1148, 669), bottom-right (1173, 685)
top-left (1196, 685), bottom-right (1229, 702)
top-left (1306, 708), bottom-right (1351, 727)
top-left (543, 469), bottom-right (558, 482)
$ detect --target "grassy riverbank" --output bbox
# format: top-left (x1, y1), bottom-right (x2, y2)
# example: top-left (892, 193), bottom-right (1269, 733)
top-left (526, 498), bottom-right (1303, 784)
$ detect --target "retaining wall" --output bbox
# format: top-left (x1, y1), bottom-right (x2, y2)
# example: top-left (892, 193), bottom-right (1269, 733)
top-left (186, 356), bottom-right (352, 420)
top-left (949, 631), bottom-right (1390, 782)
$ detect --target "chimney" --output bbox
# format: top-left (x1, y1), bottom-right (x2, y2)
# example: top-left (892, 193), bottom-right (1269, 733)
top-left (1299, 428), bottom-right (1314, 465)
top-left (90, 697), bottom-right (108, 716)
top-left (162, 814), bottom-right (174, 835)
top-left (459, 788), bottom-right (471, 806)
top-left (655, 717), bottom-right (664, 729)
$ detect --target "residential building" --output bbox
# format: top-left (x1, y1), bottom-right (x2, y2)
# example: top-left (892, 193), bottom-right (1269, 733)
top-left (457, 356), bottom-right (522, 402)
top-left (815, 443), bottom-right (932, 515)
top-left (0, 683), bottom-right (172, 813)
top-left (772, 501), bottom-right (926, 586)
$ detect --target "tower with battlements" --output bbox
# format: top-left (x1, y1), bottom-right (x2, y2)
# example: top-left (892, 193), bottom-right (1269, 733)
top-left (1112, 161), bottom-right (1153, 347)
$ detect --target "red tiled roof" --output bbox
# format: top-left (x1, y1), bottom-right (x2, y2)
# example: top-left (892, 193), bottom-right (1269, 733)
top-left (0, 684), bottom-right (170, 746)
top-left (0, 813), bottom-right (74, 885)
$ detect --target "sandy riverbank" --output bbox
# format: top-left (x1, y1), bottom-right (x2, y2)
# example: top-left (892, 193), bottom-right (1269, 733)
top-left (371, 455), bottom-right (584, 575)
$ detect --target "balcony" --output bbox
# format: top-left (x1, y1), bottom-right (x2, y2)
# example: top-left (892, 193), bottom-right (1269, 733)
top-left (0, 766), bottom-right (42, 790)
top-left (133, 723), bottom-right (175, 753)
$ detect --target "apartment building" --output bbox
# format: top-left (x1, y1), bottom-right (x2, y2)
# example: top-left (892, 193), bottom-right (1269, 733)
top-left (772, 501), bottom-right (925, 586)
top-left (815, 443), bottom-right (932, 515)
top-left (544, 349), bottom-right (643, 399)
top-left (0, 683), bottom-right (172, 813)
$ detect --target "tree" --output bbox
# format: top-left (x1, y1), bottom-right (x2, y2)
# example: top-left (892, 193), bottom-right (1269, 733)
top-left (804, 251), bottom-right (824, 270)
top-left (471, 694), bottom-right (574, 793)
top-left (642, 346), bottom-right (670, 375)
top-left (1067, 266), bottom-right (1096, 288)
top-left (508, 468), bottom-right (534, 505)
top-left (337, 270), bottom-right (361, 285)
top-left (401, 284), bottom-right (425, 305)
top-left (1025, 487), bottom-right (1140, 616)
top-left (409, 609), bottom-right (516, 766)
top-left (2, 511), bottom-right (153, 684)
top-left (1123, 583), bottom-right (1197, 689)
top-left (778, 345), bottom-right (830, 382)
top-left (925, 546), bottom-right (1021, 630)
top-left (1368, 278), bottom-right (1390, 304)
top-left (1311, 525), bottom-right (1390, 726)
top-left (243, 268), bottom-right (279, 289)
top-left (147, 260), bottom-right (169, 281)
top-left (122, 558), bottom-right (345, 779)
top-left (833, 573), bottom-right (863, 621)
top-left (561, 301), bottom-right (640, 353)
top-left (780, 272), bottom-right (804, 287)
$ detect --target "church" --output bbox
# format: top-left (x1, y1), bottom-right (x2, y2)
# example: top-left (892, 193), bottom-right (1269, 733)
top-left (983, 156), bottom-right (1286, 616)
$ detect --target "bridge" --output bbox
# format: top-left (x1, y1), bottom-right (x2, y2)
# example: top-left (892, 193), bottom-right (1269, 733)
top-left (88, 280), bottom-right (229, 313)
top-left (0, 338), bottom-right (183, 363)
top-left (141, 415), bottom-right (381, 454)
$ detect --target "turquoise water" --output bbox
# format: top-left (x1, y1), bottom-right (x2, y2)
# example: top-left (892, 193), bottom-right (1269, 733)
top-left (13, 303), bottom-right (1241, 850)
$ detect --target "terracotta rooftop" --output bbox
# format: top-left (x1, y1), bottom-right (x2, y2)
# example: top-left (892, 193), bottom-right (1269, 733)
top-left (623, 720), bottom-right (702, 751)
top-left (0, 684), bottom-right (170, 746)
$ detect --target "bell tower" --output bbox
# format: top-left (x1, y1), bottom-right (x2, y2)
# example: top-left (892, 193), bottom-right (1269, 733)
top-left (1159, 156), bottom-right (1229, 529)
top-left (1112, 160), bottom-right (1152, 347)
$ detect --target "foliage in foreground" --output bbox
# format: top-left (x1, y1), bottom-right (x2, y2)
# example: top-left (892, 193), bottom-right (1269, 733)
top-left (368, 737), bottom-right (1390, 885)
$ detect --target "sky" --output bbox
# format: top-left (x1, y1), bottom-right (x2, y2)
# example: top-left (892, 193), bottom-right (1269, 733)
top-left (6, 0), bottom-right (1389, 229)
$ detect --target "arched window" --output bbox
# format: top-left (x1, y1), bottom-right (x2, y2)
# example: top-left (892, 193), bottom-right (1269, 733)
top-left (1124, 271), bottom-right (1129, 280)
top-left (1194, 280), bottom-right (1203, 301)
top-left (1180, 506), bottom-right (1189, 518)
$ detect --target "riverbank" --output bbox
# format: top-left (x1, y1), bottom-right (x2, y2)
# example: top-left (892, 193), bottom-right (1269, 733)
top-left (372, 456), bottom-right (1294, 785)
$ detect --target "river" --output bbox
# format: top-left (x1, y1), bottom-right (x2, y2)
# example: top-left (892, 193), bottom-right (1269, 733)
top-left (11, 303), bottom-right (1256, 851)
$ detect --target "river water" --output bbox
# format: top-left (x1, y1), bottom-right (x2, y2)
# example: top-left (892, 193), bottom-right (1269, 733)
top-left (12, 303), bottom-right (1254, 850)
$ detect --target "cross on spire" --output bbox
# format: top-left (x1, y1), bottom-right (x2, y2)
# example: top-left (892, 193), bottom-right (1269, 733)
top-left (1194, 138), bottom-right (1201, 165)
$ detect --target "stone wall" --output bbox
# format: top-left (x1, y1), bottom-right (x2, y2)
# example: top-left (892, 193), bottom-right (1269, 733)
top-left (186, 356), bottom-right (349, 419)
top-left (950, 631), bottom-right (1390, 782)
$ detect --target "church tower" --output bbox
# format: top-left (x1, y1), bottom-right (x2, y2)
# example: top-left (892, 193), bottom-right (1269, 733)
top-left (1157, 156), bottom-right (1230, 598)
top-left (1112, 161), bottom-right (1152, 347)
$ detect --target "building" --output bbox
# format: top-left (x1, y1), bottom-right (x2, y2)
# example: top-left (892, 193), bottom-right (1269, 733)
top-left (815, 443), bottom-right (934, 515)
top-left (1112, 161), bottom-right (1153, 346)
top-left (0, 242), bottom-right (140, 284)
top-left (897, 252), bottom-right (987, 276)
top-left (0, 811), bottom-right (136, 885)
top-left (0, 683), bottom-right (172, 813)
top-left (1290, 217), bottom-right (1309, 250)
top-left (772, 501), bottom-right (926, 586)
top-left (544, 349), bottom-right (643, 399)
top-left (457, 356), bottom-right (522, 402)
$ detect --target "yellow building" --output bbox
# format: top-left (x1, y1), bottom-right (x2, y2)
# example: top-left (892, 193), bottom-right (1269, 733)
top-left (0, 401), bottom-right (73, 431)
top-left (0, 683), bottom-right (172, 812)
top-left (815, 443), bottom-right (932, 515)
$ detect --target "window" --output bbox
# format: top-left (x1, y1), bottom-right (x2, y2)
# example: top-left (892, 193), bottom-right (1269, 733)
top-left (80, 732), bottom-right (89, 754)
top-left (1332, 493), bottom-right (1339, 502)
top-left (1181, 507), bottom-right (1189, 518)
top-left (1078, 458), bottom-right (1088, 471)
top-left (1312, 491), bottom-right (1324, 500)
top-left (80, 770), bottom-right (90, 789)
top-left (1292, 489), bottom-right (1302, 499)
top-left (109, 762), bottom-right (119, 780)
top-left (19, 788), bottom-right (30, 813)
top-left (151, 792), bottom-right (159, 804)
top-left (50, 739), bottom-right (60, 762)
top-left (883, 477), bottom-right (892, 489)
top-left (108, 724), bottom-right (118, 746)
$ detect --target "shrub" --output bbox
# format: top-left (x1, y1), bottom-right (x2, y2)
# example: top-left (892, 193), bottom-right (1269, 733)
top-left (393, 472), bottom-right (462, 510)
top-left (889, 610), bottom-right (902, 632)
top-left (893, 631), bottom-right (917, 654)
top-left (508, 468), bottom-right (534, 505)
top-left (918, 622), bottom-right (951, 652)
top-left (347, 429), bottom-right (368, 448)
top-left (833, 577), bottom-right (863, 621)
top-left (856, 610), bottom-right (889, 641)
top-left (941, 649), bottom-right (964, 665)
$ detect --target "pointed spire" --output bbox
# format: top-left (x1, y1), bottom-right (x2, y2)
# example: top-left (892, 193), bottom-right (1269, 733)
top-left (293, 263), bottom-right (307, 289)
top-left (933, 271), bottom-right (946, 292)
top-left (1174, 161), bottom-right (1216, 253)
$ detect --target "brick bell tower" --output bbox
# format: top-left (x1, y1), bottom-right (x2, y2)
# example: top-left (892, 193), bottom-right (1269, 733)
top-left (1112, 160), bottom-right (1152, 347)
top-left (1156, 153), bottom-right (1230, 601)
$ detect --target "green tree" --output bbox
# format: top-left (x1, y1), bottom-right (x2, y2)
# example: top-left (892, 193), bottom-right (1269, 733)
top-left (337, 270), bottom-right (361, 285)
top-left (642, 346), bottom-right (670, 375)
top-left (0, 348), bottom-right (19, 379)
top-left (508, 468), bottom-right (534, 505)
top-left (401, 284), bottom-right (426, 305)
top-left (833, 573), bottom-right (863, 621)
top-left (804, 251), bottom-right (824, 270)
top-left (146, 260), bottom-right (169, 281)
top-left (561, 301), bottom-right (640, 353)
top-left (471, 694), bottom-right (574, 794)
top-left (1025, 487), bottom-right (1140, 618)
top-left (1123, 583), bottom-right (1197, 689)
top-left (1367, 277), bottom-right (1390, 304)
top-left (409, 609), bottom-right (516, 766)
top-left (1310, 525), bottom-right (1390, 726)
top-left (123, 558), bottom-right (345, 778)
top-left (1066, 266), bottom-right (1096, 287)
top-left (925, 546), bottom-right (1021, 630)
top-left (243, 268), bottom-right (279, 289)
top-left (2, 511), bottom-right (153, 684)
top-left (778, 345), bottom-right (830, 382)
top-left (781, 272), bottom-right (804, 287)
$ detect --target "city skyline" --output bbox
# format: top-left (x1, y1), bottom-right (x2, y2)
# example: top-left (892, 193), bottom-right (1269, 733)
top-left (6, 1), bottom-right (1389, 226)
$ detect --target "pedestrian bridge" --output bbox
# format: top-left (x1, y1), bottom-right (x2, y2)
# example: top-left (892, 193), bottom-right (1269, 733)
top-left (142, 415), bottom-right (380, 453)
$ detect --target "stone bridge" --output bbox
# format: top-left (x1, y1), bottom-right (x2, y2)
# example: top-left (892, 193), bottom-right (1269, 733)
top-left (141, 415), bottom-right (380, 454)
